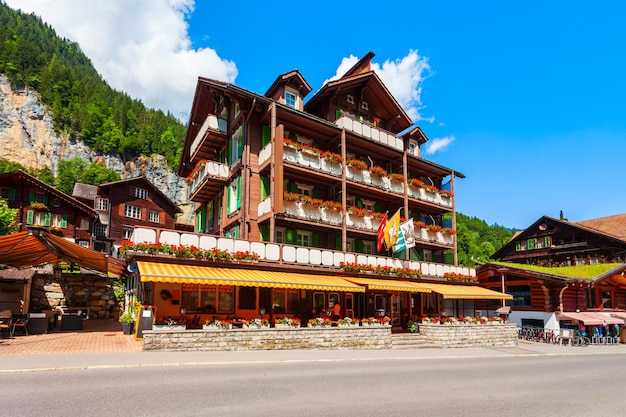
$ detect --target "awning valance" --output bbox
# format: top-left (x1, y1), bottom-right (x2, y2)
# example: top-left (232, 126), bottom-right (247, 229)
top-left (343, 277), bottom-right (430, 293)
top-left (558, 312), bottom-right (624, 326)
top-left (415, 282), bottom-right (513, 300)
top-left (136, 261), bottom-right (365, 292)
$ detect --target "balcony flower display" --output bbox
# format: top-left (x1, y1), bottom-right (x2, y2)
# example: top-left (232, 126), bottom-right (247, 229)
top-left (30, 202), bottom-right (48, 211)
top-left (427, 224), bottom-right (444, 233)
top-left (408, 178), bottom-right (439, 193)
top-left (320, 150), bottom-right (343, 163)
top-left (346, 158), bottom-right (368, 170)
top-left (184, 159), bottom-right (207, 185)
top-left (368, 165), bottom-right (388, 177)
top-left (439, 189), bottom-right (453, 197)
top-left (337, 317), bottom-right (360, 327)
top-left (119, 240), bottom-right (260, 263)
top-left (283, 191), bottom-right (301, 202)
top-left (203, 319), bottom-right (232, 329)
top-left (339, 262), bottom-right (421, 278)
top-left (284, 138), bottom-right (320, 155)
top-left (442, 227), bottom-right (457, 235)
top-left (274, 317), bottom-right (301, 328)
top-left (320, 200), bottom-right (343, 211)
top-left (413, 221), bottom-right (427, 229)
top-left (243, 318), bottom-right (270, 329)
top-left (388, 173), bottom-right (405, 182)
top-left (443, 272), bottom-right (477, 283)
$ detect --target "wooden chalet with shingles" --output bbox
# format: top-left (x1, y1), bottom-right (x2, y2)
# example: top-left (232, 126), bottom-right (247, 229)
top-left (477, 212), bottom-right (626, 332)
top-left (73, 176), bottom-right (182, 251)
top-left (0, 170), bottom-right (96, 246)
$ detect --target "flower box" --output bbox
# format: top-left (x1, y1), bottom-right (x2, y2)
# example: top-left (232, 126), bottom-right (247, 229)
top-left (153, 324), bottom-right (186, 331)
top-left (242, 323), bottom-right (270, 330)
top-left (275, 323), bottom-right (300, 329)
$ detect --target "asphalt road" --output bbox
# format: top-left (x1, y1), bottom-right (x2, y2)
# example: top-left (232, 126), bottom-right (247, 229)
top-left (3, 350), bottom-right (626, 417)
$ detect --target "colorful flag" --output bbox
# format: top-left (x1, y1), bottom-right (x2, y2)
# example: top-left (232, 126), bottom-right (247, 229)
top-left (377, 212), bottom-right (389, 252)
top-left (383, 209), bottom-right (401, 248)
top-left (394, 220), bottom-right (416, 252)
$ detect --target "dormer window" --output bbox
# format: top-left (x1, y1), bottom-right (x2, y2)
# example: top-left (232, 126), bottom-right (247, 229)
top-left (409, 140), bottom-right (419, 157)
top-left (361, 101), bottom-right (369, 111)
top-left (285, 89), bottom-right (297, 108)
top-left (347, 95), bottom-right (355, 104)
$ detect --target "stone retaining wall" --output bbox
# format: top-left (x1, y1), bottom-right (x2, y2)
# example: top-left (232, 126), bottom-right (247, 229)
top-left (142, 326), bottom-right (392, 351)
top-left (418, 323), bottom-right (518, 348)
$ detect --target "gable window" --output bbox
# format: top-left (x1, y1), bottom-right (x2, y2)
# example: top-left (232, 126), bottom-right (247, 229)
top-left (347, 94), bottom-right (355, 104)
top-left (361, 101), bottom-right (369, 111)
top-left (124, 205), bottom-right (141, 219)
top-left (148, 210), bottom-right (160, 223)
top-left (94, 223), bottom-right (107, 237)
top-left (285, 90), bottom-right (297, 108)
top-left (95, 197), bottom-right (110, 211)
top-left (133, 187), bottom-right (148, 200)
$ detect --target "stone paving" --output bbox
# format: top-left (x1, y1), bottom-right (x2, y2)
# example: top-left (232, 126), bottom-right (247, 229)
top-left (0, 318), bottom-right (143, 356)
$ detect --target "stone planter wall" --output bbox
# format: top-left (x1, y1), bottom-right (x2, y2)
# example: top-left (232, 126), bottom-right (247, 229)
top-left (142, 326), bottom-right (392, 351)
top-left (419, 323), bottom-right (518, 348)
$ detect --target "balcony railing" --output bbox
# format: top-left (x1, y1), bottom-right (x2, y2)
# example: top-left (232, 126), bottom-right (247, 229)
top-left (186, 160), bottom-right (229, 196)
top-left (335, 114), bottom-right (404, 151)
top-left (129, 227), bottom-right (471, 279)
top-left (190, 114), bottom-right (227, 157)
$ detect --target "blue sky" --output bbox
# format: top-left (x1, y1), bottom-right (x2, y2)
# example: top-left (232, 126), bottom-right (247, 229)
top-left (7, 1), bottom-right (626, 230)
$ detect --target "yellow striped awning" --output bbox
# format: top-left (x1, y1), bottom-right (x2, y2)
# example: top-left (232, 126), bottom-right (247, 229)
top-left (415, 282), bottom-right (513, 300)
top-left (343, 277), bottom-right (431, 293)
top-left (136, 261), bottom-right (365, 292)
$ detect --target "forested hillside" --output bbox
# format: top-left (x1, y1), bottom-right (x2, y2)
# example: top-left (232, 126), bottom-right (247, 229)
top-left (455, 212), bottom-right (515, 266)
top-left (0, 2), bottom-right (185, 169)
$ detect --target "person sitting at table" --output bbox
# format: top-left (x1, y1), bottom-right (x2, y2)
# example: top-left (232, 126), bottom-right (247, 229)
top-left (331, 300), bottom-right (341, 321)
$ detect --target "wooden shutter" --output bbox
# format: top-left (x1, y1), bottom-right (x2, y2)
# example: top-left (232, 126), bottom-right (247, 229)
top-left (259, 224), bottom-right (269, 242)
top-left (261, 125), bottom-right (271, 147)
top-left (335, 236), bottom-right (342, 250)
top-left (26, 210), bottom-right (34, 224)
top-left (261, 176), bottom-right (270, 200)
top-left (312, 188), bottom-right (321, 198)
top-left (311, 233), bottom-right (319, 247)
top-left (9, 188), bottom-right (16, 201)
top-left (29, 191), bottom-right (35, 203)
top-left (288, 182), bottom-right (297, 192)
top-left (197, 206), bottom-right (207, 233)
top-left (44, 212), bottom-right (51, 226)
top-left (236, 176), bottom-right (242, 209)
top-left (286, 229), bottom-right (296, 244)
top-left (61, 215), bottom-right (67, 228)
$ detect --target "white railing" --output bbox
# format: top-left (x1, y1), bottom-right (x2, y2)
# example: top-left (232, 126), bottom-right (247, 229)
top-left (187, 160), bottom-right (229, 196)
top-left (259, 142), bottom-right (272, 165)
top-left (282, 145), bottom-right (343, 176)
top-left (130, 227), bottom-right (472, 278)
top-left (335, 115), bottom-right (404, 151)
top-left (190, 114), bottom-right (227, 157)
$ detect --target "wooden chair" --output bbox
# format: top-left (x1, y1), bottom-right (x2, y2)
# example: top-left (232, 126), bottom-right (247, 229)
top-left (11, 316), bottom-right (29, 336)
top-left (0, 317), bottom-right (13, 338)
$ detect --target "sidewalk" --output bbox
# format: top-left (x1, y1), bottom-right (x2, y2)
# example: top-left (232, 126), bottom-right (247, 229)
top-left (1, 319), bottom-right (625, 373)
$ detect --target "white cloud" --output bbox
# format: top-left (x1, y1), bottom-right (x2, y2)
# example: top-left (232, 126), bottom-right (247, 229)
top-left (424, 136), bottom-right (455, 155)
top-left (4, 0), bottom-right (237, 121)
top-left (327, 50), bottom-right (432, 123)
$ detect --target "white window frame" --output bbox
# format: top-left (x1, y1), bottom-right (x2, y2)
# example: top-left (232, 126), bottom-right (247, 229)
top-left (124, 204), bottom-right (141, 219)
top-left (79, 218), bottom-right (90, 230)
top-left (361, 101), bottom-right (369, 110)
top-left (123, 227), bottom-right (134, 240)
top-left (362, 199), bottom-right (375, 212)
top-left (94, 223), bottom-right (107, 237)
top-left (78, 241), bottom-right (90, 248)
top-left (347, 94), bottom-right (355, 104)
top-left (409, 140), bottom-right (419, 157)
top-left (51, 214), bottom-right (64, 228)
top-left (285, 89), bottom-right (297, 108)
top-left (346, 195), bottom-right (356, 207)
top-left (363, 241), bottom-right (375, 255)
top-left (296, 183), bottom-right (313, 197)
top-left (33, 212), bottom-right (46, 226)
top-left (275, 227), bottom-right (286, 244)
top-left (148, 210), bottom-right (160, 223)
top-left (297, 231), bottom-right (312, 247)
top-left (133, 187), bottom-right (148, 200)
top-left (95, 197), bottom-right (110, 211)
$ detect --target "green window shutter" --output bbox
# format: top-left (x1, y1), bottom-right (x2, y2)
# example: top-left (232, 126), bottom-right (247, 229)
top-left (285, 229), bottom-right (296, 244)
top-left (261, 125), bottom-right (271, 147)
top-left (197, 206), bottom-right (207, 233)
top-left (261, 176), bottom-right (270, 200)
top-left (335, 110), bottom-right (343, 119)
top-left (356, 199), bottom-right (363, 208)
top-left (335, 236), bottom-right (342, 250)
top-left (259, 224), bottom-right (269, 242)
top-left (61, 215), bottom-right (67, 228)
top-left (374, 203), bottom-right (381, 212)
top-left (515, 242), bottom-right (521, 252)
top-left (44, 212), bottom-right (51, 226)
top-left (219, 148), bottom-right (226, 164)
top-left (237, 128), bottom-right (243, 159)
top-left (288, 182), bottom-right (297, 192)
top-left (227, 184), bottom-right (232, 213)
top-left (29, 191), bottom-right (35, 203)
top-left (312, 188), bottom-right (321, 198)
top-left (26, 210), bottom-right (34, 224)
top-left (545, 236), bottom-right (551, 247)
top-left (227, 138), bottom-right (233, 165)
top-left (9, 189), bottom-right (16, 201)
top-left (355, 239), bottom-right (364, 253)
top-left (44, 194), bottom-right (49, 204)
top-left (311, 233), bottom-right (319, 248)
top-left (236, 176), bottom-right (242, 209)
top-left (289, 133), bottom-right (297, 141)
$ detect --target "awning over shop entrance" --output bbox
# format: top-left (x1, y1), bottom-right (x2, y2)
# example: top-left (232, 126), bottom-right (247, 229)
top-left (343, 277), bottom-right (430, 292)
top-left (557, 312), bottom-right (624, 325)
top-left (136, 261), bottom-right (365, 292)
top-left (414, 282), bottom-right (513, 300)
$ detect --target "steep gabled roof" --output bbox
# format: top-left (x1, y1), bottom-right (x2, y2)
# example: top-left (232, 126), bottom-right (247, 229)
top-left (97, 176), bottom-right (182, 213)
top-left (0, 170), bottom-right (96, 217)
top-left (576, 213), bottom-right (626, 240)
top-left (265, 69), bottom-right (312, 99)
top-left (304, 52), bottom-right (412, 133)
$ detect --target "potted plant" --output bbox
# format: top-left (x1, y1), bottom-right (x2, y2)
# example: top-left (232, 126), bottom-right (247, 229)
top-left (119, 313), bottom-right (135, 335)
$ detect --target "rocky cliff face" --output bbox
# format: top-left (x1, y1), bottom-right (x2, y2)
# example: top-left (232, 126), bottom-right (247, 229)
top-left (0, 74), bottom-right (193, 224)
